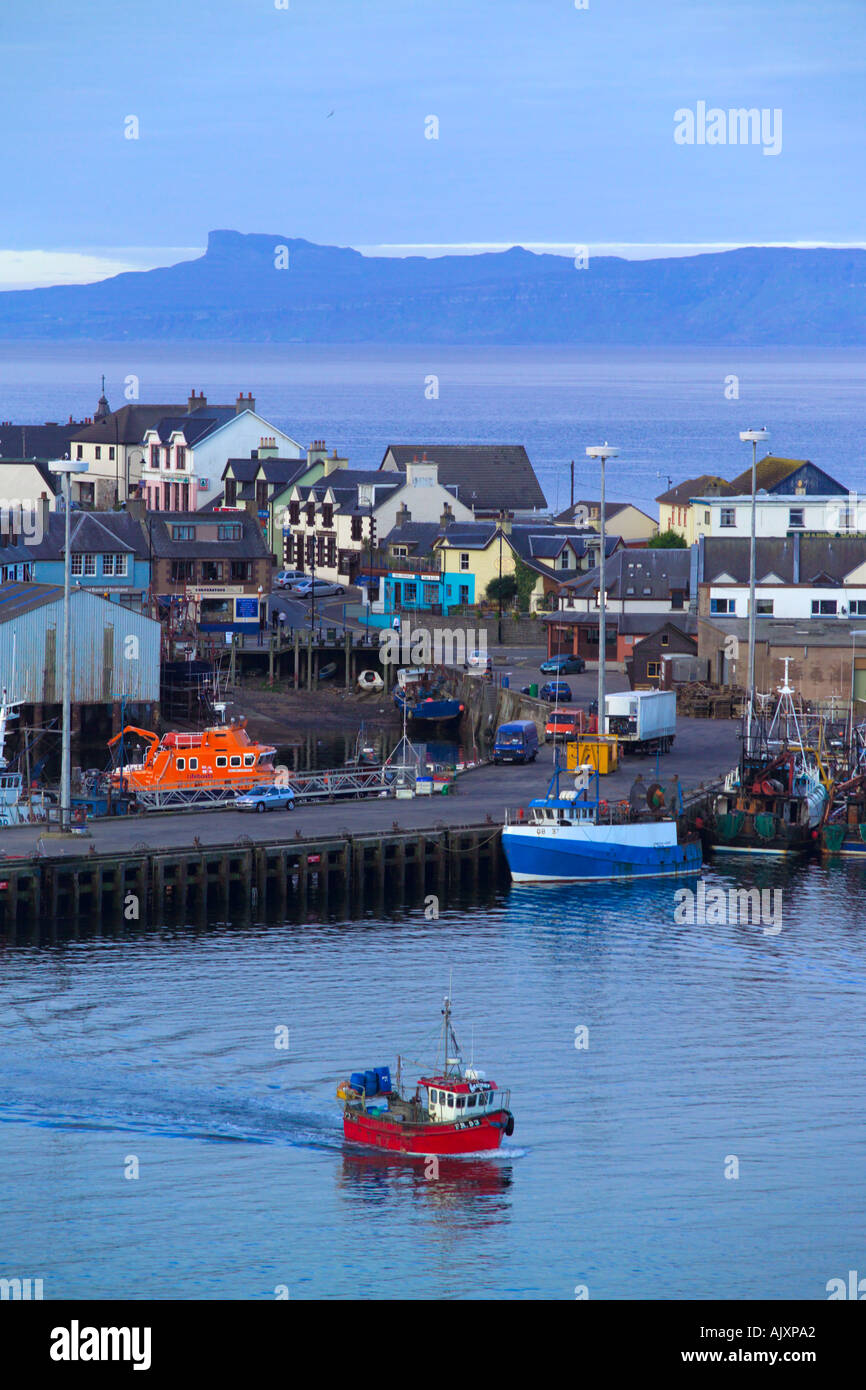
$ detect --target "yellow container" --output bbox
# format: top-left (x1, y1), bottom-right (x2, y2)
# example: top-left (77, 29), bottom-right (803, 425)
top-left (568, 737), bottom-right (618, 774)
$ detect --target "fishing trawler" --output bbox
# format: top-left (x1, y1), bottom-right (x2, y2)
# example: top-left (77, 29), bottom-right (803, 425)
top-left (703, 660), bottom-right (828, 855)
top-left (107, 718), bottom-right (277, 796)
top-left (0, 693), bottom-right (24, 827)
top-left (501, 764), bottom-right (701, 883)
top-left (337, 991), bottom-right (514, 1155)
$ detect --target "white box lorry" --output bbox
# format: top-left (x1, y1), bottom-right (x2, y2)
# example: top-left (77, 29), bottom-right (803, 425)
top-left (604, 690), bottom-right (676, 754)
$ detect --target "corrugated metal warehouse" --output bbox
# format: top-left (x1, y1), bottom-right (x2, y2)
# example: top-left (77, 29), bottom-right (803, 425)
top-left (0, 583), bottom-right (160, 704)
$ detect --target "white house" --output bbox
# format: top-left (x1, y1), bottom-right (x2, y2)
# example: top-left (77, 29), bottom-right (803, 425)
top-left (140, 392), bottom-right (304, 511)
top-left (694, 491), bottom-right (861, 540)
top-left (699, 534), bottom-right (866, 622)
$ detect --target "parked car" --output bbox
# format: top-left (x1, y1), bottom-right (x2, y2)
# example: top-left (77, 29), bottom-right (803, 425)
top-left (235, 784), bottom-right (296, 813)
top-left (289, 578), bottom-right (345, 599)
top-left (544, 706), bottom-right (582, 742)
top-left (493, 720), bottom-right (539, 764)
top-left (540, 653), bottom-right (586, 674)
top-left (467, 649), bottom-right (492, 670)
top-left (540, 680), bottom-right (573, 702)
top-left (274, 570), bottom-right (307, 589)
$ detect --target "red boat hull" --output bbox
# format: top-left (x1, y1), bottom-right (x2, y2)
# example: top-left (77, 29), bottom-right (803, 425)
top-left (344, 1108), bottom-right (508, 1155)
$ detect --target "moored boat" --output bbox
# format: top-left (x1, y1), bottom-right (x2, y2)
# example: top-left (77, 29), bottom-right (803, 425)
top-left (501, 765), bottom-right (701, 883)
top-left (337, 992), bottom-right (514, 1155)
top-left (392, 667), bottom-right (463, 730)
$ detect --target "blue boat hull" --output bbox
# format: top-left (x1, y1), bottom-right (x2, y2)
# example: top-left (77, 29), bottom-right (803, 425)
top-left (395, 696), bottom-right (463, 726)
top-left (502, 825), bottom-right (702, 883)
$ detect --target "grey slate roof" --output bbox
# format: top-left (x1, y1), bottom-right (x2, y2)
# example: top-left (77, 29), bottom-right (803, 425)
top-left (381, 445), bottom-right (546, 512)
top-left (72, 404), bottom-right (185, 446)
top-left (0, 421), bottom-right (84, 461)
top-left (148, 407), bottom-right (236, 445)
top-left (700, 615), bottom-right (866, 646)
top-left (701, 536), bottom-right (866, 585)
top-left (562, 547), bottom-right (692, 600)
top-left (147, 511), bottom-right (270, 559)
top-left (0, 511), bottom-right (150, 561)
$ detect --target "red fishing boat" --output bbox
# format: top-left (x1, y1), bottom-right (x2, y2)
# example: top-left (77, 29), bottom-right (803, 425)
top-left (337, 991), bottom-right (514, 1155)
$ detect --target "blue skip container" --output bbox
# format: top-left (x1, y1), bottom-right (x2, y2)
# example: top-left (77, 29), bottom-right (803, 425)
top-left (350, 1072), bottom-right (366, 1094)
top-left (375, 1065), bottom-right (392, 1094)
top-left (364, 1069), bottom-right (379, 1097)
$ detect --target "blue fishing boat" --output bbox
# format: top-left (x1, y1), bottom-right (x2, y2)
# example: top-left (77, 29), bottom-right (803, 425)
top-left (392, 668), bottom-right (464, 730)
top-left (501, 765), bottom-right (702, 884)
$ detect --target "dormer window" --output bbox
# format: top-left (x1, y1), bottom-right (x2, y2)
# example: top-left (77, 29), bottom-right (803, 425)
top-left (306, 501), bottom-right (316, 525)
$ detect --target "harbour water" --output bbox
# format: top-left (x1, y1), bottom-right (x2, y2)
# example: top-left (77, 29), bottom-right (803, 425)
top-left (2, 854), bottom-right (865, 1300)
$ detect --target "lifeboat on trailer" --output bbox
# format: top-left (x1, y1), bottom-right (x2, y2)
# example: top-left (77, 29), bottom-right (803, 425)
top-left (108, 718), bottom-right (277, 793)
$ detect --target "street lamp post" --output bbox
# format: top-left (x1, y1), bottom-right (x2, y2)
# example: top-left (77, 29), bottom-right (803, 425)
top-left (586, 443), bottom-right (619, 735)
top-left (740, 427), bottom-right (770, 747)
top-left (497, 512), bottom-right (505, 645)
top-left (49, 458), bottom-right (89, 832)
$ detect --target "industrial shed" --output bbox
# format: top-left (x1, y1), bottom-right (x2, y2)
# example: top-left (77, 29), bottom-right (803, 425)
top-left (0, 584), bottom-right (161, 769)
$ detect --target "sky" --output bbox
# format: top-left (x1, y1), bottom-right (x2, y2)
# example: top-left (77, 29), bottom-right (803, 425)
top-left (0, 0), bottom-right (862, 286)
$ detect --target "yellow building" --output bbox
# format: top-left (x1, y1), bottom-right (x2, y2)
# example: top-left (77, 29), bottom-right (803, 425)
top-left (656, 475), bottom-right (734, 544)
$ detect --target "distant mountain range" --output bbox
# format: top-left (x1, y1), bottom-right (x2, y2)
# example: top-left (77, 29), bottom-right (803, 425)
top-left (1, 232), bottom-right (864, 344)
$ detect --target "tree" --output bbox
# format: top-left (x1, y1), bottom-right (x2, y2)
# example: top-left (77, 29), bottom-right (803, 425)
top-left (485, 574), bottom-right (518, 603)
top-left (647, 529), bottom-right (687, 549)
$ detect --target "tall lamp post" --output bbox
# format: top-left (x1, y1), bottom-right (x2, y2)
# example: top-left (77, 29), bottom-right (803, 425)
top-left (740, 427), bottom-right (769, 747)
top-left (49, 458), bottom-right (89, 832)
top-left (586, 443), bottom-right (619, 735)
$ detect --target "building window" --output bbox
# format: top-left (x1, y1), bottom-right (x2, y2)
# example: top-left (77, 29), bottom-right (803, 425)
top-left (176, 446), bottom-right (186, 470)
top-left (217, 524), bottom-right (242, 541)
top-left (201, 561), bottom-right (224, 583)
top-left (84, 553), bottom-right (96, 575)
top-left (170, 560), bottom-right (195, 583)
top-left (350, 515), bottom-right (362, 542)
top-left (459, 585), bottom-right (469, 604)
top-left (224, 478), bottom-right (237, 506)
top-left (670, 590), bottom-right (684, 610)
top-left (256, 481), bottom-right (268, 509)
top-left (150, 445), bottom-right (159, 468)
top-left (393, 544), bottom-right (408, 558)
top-left (103, 554), bottom-right (128, 577)
top-left (661, 634), bottom-right (670, 646)
top-left (306, 502), bottom-right (316, 525)
top-left (326, 537), bottom-right (336, 567)
top-left (756, 599), bottom-right (774, 615)
top-left (172, 525), bottom-right (196, 541)
top-left (720, 508), bottom-right (736, 528)
top-left (108, 446), bottom-right (115, 461)
top-left (289, 500), bottom-right (300, 525)
top-left (704, 510), bottom-right (710, 523)
top-left (322, 503), bottom-right (333, 528)
top-left (811, 599), bottom-right (837, 615)
top-left (647, 662), bottom-right (661, 678)
top-left (710, 597), bottom-right (734, 614)
top-left (71, 553), bottom-right (83, 576)
top-left (76, 444), bottom-right (83, 459)
top-left (94, 446), bottom-right (101, 460)
top-left (850, 601), bottom-right (866, 616)
top-left (789, 508), bottom-right (805, 529)
top-left (230, 561), bottom-right (252, 583)
top-left (460, 552), bottom-right (470, 571)
top-left (403, 582), bottom-right (418, 604)
top-left (423, 583), bottom-right (438, 605)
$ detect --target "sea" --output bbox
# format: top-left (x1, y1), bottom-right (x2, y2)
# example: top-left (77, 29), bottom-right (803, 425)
top-left (1, 342), bottom-right (865, 515)
top-left (2, 344), bottom-right (865, 1301)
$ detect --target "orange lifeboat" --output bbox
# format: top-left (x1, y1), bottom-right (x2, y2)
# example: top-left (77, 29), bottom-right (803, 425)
top-left (108, 718), bottom-right (277, 793)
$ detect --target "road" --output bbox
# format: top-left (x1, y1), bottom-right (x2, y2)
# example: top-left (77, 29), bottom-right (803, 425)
top-left (1, 717), bottom-right (740, 859)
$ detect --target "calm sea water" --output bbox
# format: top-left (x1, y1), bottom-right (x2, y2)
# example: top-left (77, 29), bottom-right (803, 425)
top-left (1, 343), bottom-right (864, 514)
top-left (2, 855), bottom-right (865, 1301)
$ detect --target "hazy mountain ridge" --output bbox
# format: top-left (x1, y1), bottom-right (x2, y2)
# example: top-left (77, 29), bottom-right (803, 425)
top-left (0, 231), bottom-right (864, 344)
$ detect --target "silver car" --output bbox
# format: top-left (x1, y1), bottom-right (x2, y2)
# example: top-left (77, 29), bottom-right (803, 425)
top-left (234, 783), bottom-right (296, 813)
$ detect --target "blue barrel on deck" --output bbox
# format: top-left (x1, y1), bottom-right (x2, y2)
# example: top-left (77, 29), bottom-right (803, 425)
top-left (364, 1069), bottom-right (378, 1096)
top-left (502, 675), bottom-right (509, 689)
top-left (350, 1072), bottom-right (366, 1094)
top-left (375, 1066), bottom-right (392, 1094)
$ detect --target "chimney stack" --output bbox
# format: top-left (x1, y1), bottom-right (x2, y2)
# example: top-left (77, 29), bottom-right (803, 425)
top-left (440, 502), bottom-right (454, 528)
top-left (188, 389), bottom-right (207, 413)
top-left (396, 502), bottom-right (411, 528)
top-left (236, 391), bottom-right (256, 415)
